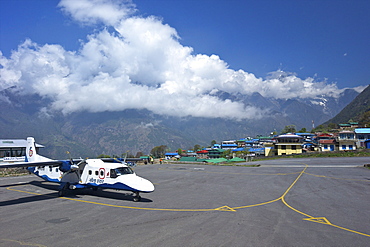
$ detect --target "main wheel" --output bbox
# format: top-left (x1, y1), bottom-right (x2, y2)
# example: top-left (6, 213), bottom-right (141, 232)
top-left (133, 195), bottom-right (141, 202)
top-left (58, 190), bottom-right (65, 197)
top-left (58, 183), bottom-right (68, 197)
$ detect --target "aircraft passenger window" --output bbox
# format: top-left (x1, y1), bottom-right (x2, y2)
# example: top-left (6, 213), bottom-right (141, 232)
top-left (110, 169), bottom-right (118, 178)
top-left (100, 170), bottom-right (104, 176)
top-left (56, 168), bottom-right (59, 172)
top-left (89, 170), bottom-right (92, 175)
top-left (49, 167), bottom-right (52, 172)
top-left (95, 171), bottom-right (98, 176)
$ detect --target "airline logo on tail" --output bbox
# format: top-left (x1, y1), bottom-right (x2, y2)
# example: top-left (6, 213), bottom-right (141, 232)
top-left (29, 147), bottom-right (33, 157)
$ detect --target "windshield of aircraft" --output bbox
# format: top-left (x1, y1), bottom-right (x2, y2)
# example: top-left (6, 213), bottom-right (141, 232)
top-left (115, 167), bottom-right (134, 175)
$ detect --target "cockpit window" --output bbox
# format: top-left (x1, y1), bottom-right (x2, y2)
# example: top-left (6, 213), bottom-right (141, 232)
top-left (115, 167), bottom-right (134, 175)
top-left (110, 167), bottom-right (134, 178)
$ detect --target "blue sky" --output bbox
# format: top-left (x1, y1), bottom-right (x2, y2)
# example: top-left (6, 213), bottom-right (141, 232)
top-left (136, 0), bottom-right (370, 89)
top-left (0, 0), bottom-right (369, 119)
top-left (1, 0), bottom-right (369, 89)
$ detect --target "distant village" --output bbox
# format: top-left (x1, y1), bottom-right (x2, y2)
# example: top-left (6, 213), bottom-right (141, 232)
top-left (163, 121), bottom-right (370, 163)
top-left (1, 121), bottom-right (370, 164)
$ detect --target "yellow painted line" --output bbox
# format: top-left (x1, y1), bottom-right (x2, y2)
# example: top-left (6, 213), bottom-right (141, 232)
top-left (5, 185), bottom-right (221, 212)
top-left (7, 187), bottom-right (47, 196)
top-left (281, 196), bottom-right (312, 218)
top-left (327, 223), bottom-right (370, 237)
top-left (233, 197), bottom-right (280, 210)
top-left (279, 165), bottom-right (313, 218)
top-left (6, 185), bottom-right (277, 212)
top-left (304, 217), bottom-right (331, 225)
top-left (4, 165), bottom-right (370, 238)
top-left (304, 172), bottom-right (370, 182)
top-left (303, 217), bottom-right (370, 237)
top-left (215, 205), bottom-right (237, 212)
top-left (0, 238), bottom-right (47, 247)
top-left (59, 196), bottom-right (217, 212)
top-left (280, 164), bottom-right (370, 238)
top-left (281, 165), bottom-right (308, 198)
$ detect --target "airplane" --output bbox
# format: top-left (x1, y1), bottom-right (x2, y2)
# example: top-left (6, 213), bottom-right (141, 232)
top-left (0, 137), bottom-right (155, 201)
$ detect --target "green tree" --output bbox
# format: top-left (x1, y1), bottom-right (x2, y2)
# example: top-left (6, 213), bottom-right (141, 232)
top-left (135, 151), bottom-right (144, 158)
top-left (193, 144), bottom-right (201, 152)
top-left (97, 154), bottom-right (111, 158)
top-left (211, 140), bottom-right (217, 146)
top-left (150, 145), bottom-right (167, 158)
top-left (221, 149), bottom-right (231, 159)
top-left (281, 125), bottom-right (296, 134)
top-left (359, 111), bottom-right (370, 127)
top-left (328, 123), bottom-right (337, 130)
top-left (297, 127), bottom-right (307, 133)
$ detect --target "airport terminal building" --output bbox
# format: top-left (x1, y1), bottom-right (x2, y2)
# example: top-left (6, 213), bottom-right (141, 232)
top-left (0, 139), bottom-right (44, 162)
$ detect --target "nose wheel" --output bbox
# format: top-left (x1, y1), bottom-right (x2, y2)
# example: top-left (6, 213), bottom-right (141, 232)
top-left (133, 192), bottom-right (141, 202)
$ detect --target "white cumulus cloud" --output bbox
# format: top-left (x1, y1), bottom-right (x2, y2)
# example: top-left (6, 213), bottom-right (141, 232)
top-left (0, 0), bottom-right (352, 120)
top-left (58, 0), bottom-right (136, 26)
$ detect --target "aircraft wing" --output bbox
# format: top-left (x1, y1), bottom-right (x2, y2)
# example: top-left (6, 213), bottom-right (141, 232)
top-left (0, 160), bottom-right (64, 169)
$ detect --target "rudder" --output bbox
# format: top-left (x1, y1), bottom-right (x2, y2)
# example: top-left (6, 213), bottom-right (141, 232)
top-left (25, 137), bottom-right (37, 162)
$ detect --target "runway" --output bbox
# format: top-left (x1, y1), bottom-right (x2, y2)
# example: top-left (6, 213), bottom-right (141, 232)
top-left (0, 157), bottom-right (369, 246)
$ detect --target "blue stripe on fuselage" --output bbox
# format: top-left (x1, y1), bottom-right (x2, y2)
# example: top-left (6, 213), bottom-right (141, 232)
top-left (87, 182), bottom-right (142, 192)
top-left (27, 167), bottom-right (61, 183)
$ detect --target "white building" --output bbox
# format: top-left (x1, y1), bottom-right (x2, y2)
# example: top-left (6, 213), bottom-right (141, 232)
top-left (0, 139), bottom-right (44, 162)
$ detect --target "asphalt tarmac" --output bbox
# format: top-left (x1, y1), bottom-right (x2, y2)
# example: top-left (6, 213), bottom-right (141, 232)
top-left (0, 157), bottom-right (369, 246)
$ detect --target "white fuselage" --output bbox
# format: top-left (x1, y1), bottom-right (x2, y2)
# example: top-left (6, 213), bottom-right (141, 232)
top-left (30, 159), bottom-right (154, 193)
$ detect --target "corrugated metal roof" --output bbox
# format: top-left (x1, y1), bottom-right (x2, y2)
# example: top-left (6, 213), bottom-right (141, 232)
top-left (179, 157), bottom-right (197, 162)
top-left (165, 153), bottom-right (178, 156)
top-left (0, 139), bottom-right (44, 148)
top-left (228, 157), bottom-right (245, 162)
top-left (320, 139), bottom-right (336, 144)
top-left (205, 158), bottom-right (228, 163)
top-left (355, 128), bottom-right (370, 134)
top-left (277, 134), bottom-right (303, 138)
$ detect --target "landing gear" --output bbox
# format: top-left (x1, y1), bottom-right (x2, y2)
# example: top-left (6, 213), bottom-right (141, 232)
top-left (58, 182), bottom-right (69, 197)
top-left (58, 190), bottom-right (65, 197)
top-left (133, 192), bottom-right (141, 202)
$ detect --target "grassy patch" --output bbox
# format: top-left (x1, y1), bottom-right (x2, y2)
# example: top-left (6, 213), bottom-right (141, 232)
top-left (0, 167), bottom-right (29, 177)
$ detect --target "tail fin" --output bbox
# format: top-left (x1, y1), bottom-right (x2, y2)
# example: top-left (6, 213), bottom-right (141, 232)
top-left (25, 137), bottom-right (37, 162)
top-left (25, 137), bottom-right (51, 162)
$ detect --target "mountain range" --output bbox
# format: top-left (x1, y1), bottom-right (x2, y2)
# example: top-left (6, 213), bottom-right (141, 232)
top-left (0, 86), bottom-right (361, 158)
top-left (324, 84), bottom-right (370, 126)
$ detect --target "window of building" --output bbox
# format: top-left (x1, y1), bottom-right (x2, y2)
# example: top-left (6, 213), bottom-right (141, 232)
top-left (292, 145), bottom-right (297, 150)
top-left (0, 148), bottom-right (26, 158)
top-left (281, 145), bottom-right (286, 150)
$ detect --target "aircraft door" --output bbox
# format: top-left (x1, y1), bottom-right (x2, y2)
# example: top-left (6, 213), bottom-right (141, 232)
top-left (99, 168), bottom-right (105, 179)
